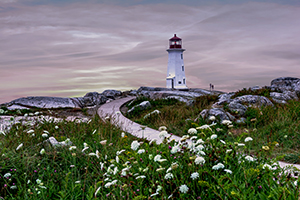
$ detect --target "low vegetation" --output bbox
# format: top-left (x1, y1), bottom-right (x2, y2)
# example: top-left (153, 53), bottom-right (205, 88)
top-left (1, 94), bottom-right (300, 199)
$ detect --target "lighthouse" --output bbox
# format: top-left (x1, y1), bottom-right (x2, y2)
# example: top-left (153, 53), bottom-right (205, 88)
top-left (166, 34), bottom-right (187, 89)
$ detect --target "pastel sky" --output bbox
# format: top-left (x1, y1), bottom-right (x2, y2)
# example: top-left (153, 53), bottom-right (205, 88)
top-left (1, 0), bottom-right (300, 103)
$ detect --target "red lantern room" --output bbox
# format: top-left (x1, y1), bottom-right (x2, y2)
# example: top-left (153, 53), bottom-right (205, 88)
top-left (169, 34), bottom-right (182, 49)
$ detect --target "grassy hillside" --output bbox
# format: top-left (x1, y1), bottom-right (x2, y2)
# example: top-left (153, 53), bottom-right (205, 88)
top-left (1, 96), bottom-right (300, 199)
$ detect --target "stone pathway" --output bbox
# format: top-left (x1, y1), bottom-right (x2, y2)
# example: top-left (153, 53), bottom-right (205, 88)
top-left (98, 96), bottom-right (182, 144)
top-left (97, 96), bottom-right (300, 172)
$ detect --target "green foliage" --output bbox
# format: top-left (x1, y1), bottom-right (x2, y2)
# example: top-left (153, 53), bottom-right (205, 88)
top-left (127, 95), bottom-right (219, 136)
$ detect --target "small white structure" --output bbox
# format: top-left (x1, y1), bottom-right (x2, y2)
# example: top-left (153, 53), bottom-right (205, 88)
top-left (166, 34), bottom-right (187, 89)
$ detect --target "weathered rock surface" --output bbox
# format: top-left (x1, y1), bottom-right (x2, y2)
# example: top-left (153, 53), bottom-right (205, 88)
top-left (72, 92), bottom-right (109, 108)
top-left (197, 108), bottom-right (234, 122)
top-left (232, 95), bottom-right (274, 107)
top-left (7, 96), bottom-right (77, 109)
top-left (270, 91), bottom-right (298, 103)
top-left (127, 101), bottom-right (151, 115)
top-left (136, 86), bottom-right (223, 104)
top-left (102, 90), bottom-right (122, 99)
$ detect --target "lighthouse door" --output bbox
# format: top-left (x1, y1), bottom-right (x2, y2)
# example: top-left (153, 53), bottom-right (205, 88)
top-left (171, 79), bottom-right (174, 89)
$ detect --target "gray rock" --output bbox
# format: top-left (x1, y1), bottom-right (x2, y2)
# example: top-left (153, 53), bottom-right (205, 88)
top-left (213, 93), bottom-right (235, 107)
top-left (228, 102), bottom-right (247, 116)
top-left (197, 108), bottom-right (232, 122)
top-left (72, 92), bottom-right (108, 108)
top-left (102, 90), bottom-right (122, 99)
top-left (250, 85), bottom-right (260, 91)
top-left (127, 101), bottom-right (151, 114)
top-left (232, 95), bottom-right (274, 107)
top-left (270, 91), bottom-right (298, 102)
top-left (271, 77), bottom-right (300, 92)
top-left (8, 96), bottom-right (77, 109)
top-left (271, 77), bottom-right (300, 88)
top-left (6, 105), bottom-right (30, 110)
top-left (84, 92), bottom-right (109, 106)
top-left (236, 117), bottom-right (246, 124)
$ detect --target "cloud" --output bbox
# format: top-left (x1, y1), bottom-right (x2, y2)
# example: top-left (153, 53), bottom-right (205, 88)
top-left (0, 1), bottom-right (300, 103)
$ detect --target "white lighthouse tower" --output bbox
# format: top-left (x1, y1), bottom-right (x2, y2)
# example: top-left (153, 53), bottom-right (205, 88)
top-left (166, 34), bottom-right (187, 89)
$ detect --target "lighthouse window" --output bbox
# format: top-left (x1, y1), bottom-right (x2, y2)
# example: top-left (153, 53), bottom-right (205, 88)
top-left (178, 81), bottom-right (182, 84)
top-left (183, 79), bottom-right (185, 84)
top-left (182, 66), bottom-right (184, 71)
top-left (181, 54), bottom-right (183, 59)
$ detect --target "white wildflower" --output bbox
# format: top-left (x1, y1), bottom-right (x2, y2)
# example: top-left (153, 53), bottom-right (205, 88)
top-left (116, 156), bottom-right (119, 163)
top-left (170, 145), bottom-right (180, 154)
top-left (222, 120), bottom-right (232, 126)
top-left (149, 139), bottom-right (157, 145)
top-left (196, 139), bottom-right (204, 145)
top-left (36, 179), bottom-right (42, 184)
top-left (179, 184), bottom-right (189, 194)
top-left (209, 116), bottom-right (216, 121)
top-left (116, 149), bottom-right (125, 155)
top-left (226, 149), bottom-right (232, 153)
top-left (158, 126), bottom-right (167, 131)
top-left (27, 130), bottom-right (34, 134)
top-left (137, 149), bottom-right (145, 154)
top-left (190, 136), bottom-right (198, 141)
top-left (100, 140), bottom-right (107, 145)
top-left (188, 128), bottom-right (197, 134)
top-left (156, 167), bottom-right (165, 172)
top-left (220, 140), bottom-right (226, 144)
top-left (159, 131), bottom-right (170, 139)
top-left (40, 148), bottom-right (45, 155)
top-left (197, 125), bottom-right (212, 131)
top-left (150, 192), bottom-right (159, 197)
top-left (136, 175), bottom-right (146, 179)
top-left (41, 133), bottom-right (48, 138)
top-left (164, 173), bottom-right (174, 180)
top-left (69, 146), bottom-right (77, 151)
top-left (195, 156), bottom-right (205, 165)
top-left (75, 181), bottom-right (81, 184)
top-left (82, 147), bottom-right (89, 152)
top-left (10, 186), bottom-right (17, 189)
top-left (212, 163), bottom-right (225, 170)
top-left (238, 143), bottom-right (245, 147)
top-left (210, 134), bottom-right (217, 140)
top-left (245, 137), bottom-right (253, 142)
top-left (95, 186), bottom-right (101, 196)
top-left (245, 155), bottom-right (254, 162)
top-left (224, 169), bottom-right (232, 174)
top-left (190, 172), bottom-right (199, 180)
top-left (154, 155), bottom-right (162, 162)
top-left (131, 140), bottom-right (140, 151)
top-left (4, 173), bottom-right (11, 178)
top-left (16, 143), bottom-right (23, 151)
top-left (121, 132), bottom-right (125, 138)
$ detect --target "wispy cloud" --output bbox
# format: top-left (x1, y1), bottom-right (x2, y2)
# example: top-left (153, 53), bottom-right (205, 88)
top-left (0, 1), bottom-right (300, 103)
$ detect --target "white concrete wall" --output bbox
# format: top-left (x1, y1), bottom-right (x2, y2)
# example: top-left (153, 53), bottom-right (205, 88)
top-left (166, 49), bottom-right (187, 89)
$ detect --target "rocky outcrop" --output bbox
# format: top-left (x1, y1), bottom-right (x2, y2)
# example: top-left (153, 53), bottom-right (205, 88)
top-left (136, 86), bottom-right (223, 104)
top-left (102, 90), bottom-right (122, 99)
top-left (2, 90), bottom-right (124, 110)
top-left (72, 92), bottom-right (109, 108)
top-left (198, 108), bottom-right (235, 122)
top-left (127, 101), bottom-right (151, 115)
top-left (7, 96), bottom-right (77, 109)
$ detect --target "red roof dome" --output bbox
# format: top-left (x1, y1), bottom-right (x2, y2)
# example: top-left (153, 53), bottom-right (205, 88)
top-left (169, 34), bottom-right (181, 41)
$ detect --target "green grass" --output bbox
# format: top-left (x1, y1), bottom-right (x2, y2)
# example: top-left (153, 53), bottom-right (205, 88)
top-left (1, 97), bottom-right (300, 199)
top-left (126, 97), bottom-right (300, 164)
top-left (125, 95), bottom-right (218, 136)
